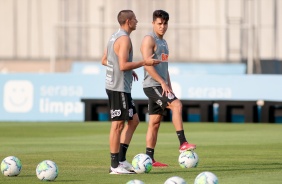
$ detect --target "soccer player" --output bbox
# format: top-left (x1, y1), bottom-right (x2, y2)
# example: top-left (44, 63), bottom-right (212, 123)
top-left (140, 10), bottom-right (196, 167)
top-left (101, 10), bottom-right (160, 174)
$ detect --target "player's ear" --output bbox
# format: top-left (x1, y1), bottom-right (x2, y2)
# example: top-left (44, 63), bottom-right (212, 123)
top-left (126, 19), bottom-right (130, 25)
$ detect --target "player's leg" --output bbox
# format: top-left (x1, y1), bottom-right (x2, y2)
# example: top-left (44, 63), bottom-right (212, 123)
top-left (119, 113), bottom-right (139, 171)
top-left (109, 120), bottom-right (125, 168)
top-left (167, 99), bottom-right (196, 152)
top-left (146, 113), bottom-right (169, 166)
top-left (119, 113), bottom-right (139, 152)
top-left (144, 87), bottom-right (168, 167)
top-left (118, 94), bottom-right (138, 172)
top-left (109, 120), bottom-right (134, 174)
top-left (146, 114), bottom-right (168, 167)
top-left (106, 90), bottom-right (134, 174)
top-left (146, 114), bottom-right (162, 149)
top-left (167, 99), bottom-right (183, 130)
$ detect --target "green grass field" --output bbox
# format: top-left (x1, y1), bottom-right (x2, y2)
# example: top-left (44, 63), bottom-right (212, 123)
top-left (0, 122), bottom-right (282, 184)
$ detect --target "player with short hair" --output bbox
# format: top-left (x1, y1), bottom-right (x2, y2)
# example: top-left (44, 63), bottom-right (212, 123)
top-left (102, 10), bottom-right (160, 174)
top-left (140, 10), bottom-right (196, 167)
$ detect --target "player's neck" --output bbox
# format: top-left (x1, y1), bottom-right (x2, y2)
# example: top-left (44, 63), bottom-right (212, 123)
top-left (120, 26), bottom-right (132, 35)
top-left (154, 31), bottom-right (163, 39)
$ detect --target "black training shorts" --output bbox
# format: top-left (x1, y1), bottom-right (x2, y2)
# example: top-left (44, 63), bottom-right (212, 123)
top-left (143, 86), bottom-right (178, 116)
top-left (106, 89), bottom-right (137, 121)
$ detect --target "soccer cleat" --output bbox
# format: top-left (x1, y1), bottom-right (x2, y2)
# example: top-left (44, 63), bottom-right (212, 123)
top-left (109, 165), bottom-right (135, 174)
top-left (152, 159), bottom-right (168, 167)
top-left (119, 160), bottom-right (134, 172)
top-left (179, 142), bottom-right (196, 153)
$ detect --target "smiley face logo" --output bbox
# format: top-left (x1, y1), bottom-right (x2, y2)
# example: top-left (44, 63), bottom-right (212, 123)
top-left (3, 80), bottom-right (34, 113)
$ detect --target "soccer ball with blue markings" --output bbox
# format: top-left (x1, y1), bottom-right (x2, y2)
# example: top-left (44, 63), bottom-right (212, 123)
top-left (194, 171), bottom-right (218, 184)
top-left (126, 179), bottom-right (145, 184)
top-left (131, 153), bottom-right (152, 174)
top-left (1, 156), bottom-right (22, 176)
top-left (36, 160), bottom-right (58, 181)
top-left (164, 176), bottom-right (187, 184)
top-left (178, 150), bottom-right (199, 168)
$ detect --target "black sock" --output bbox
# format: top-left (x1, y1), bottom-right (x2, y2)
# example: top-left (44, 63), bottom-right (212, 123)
top-left (118, 143), bottom-right (128, 162)
top-left (110, 153), bottom-right (119, 168)
top-left (146, 147), bottom-right (154, 160)
top-left (176, 130), bottom-right (187, 145)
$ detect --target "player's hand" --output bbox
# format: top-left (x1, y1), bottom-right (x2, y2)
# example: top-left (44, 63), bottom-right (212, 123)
top-left (132, 71), bottom-right (138, 81)
top-left (161, 82), bottom-right (173, 96)
top-left (144, 54), bottom-right (161, 66)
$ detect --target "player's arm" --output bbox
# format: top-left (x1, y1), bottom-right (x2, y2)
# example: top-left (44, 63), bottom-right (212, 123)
top-left (141, 35), bottom-right (172, 96)
top-left (101, 48), bottom-right (107, 66)
top-left (115, 36), bottom-right (159, 71)
top-left (141, 36), bottom-right (164, 83)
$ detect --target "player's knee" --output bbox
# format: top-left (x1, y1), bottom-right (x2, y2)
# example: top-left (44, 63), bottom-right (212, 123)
top-left (171, 99), bottom-right (182, 112)
top-left (113, 122), bottom-right (124, 131)
top-left (150, 120), bottom-right (160, 130)
top-left (153, 123), bottom-right (160, 130)
top-left (130, 120), bottom-right (139, 128)
top-left (131, 114), bottom-right (140, 127)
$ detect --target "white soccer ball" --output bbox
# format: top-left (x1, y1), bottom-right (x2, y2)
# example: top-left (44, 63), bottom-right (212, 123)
top-left (194, 171), bottom-right (218, 184)
top-left (131, 153), bottom-right (152, 174)
top-left (164, 176), bottom-right (187, 184)
top-left (36, 160), bottom-right (58, 181)
top-left (126, 179), bottom-right (145, 184)
top-left (1, 156), bottom-right (22, 176)
top-left (178, 150), bottom-right (199, 168)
